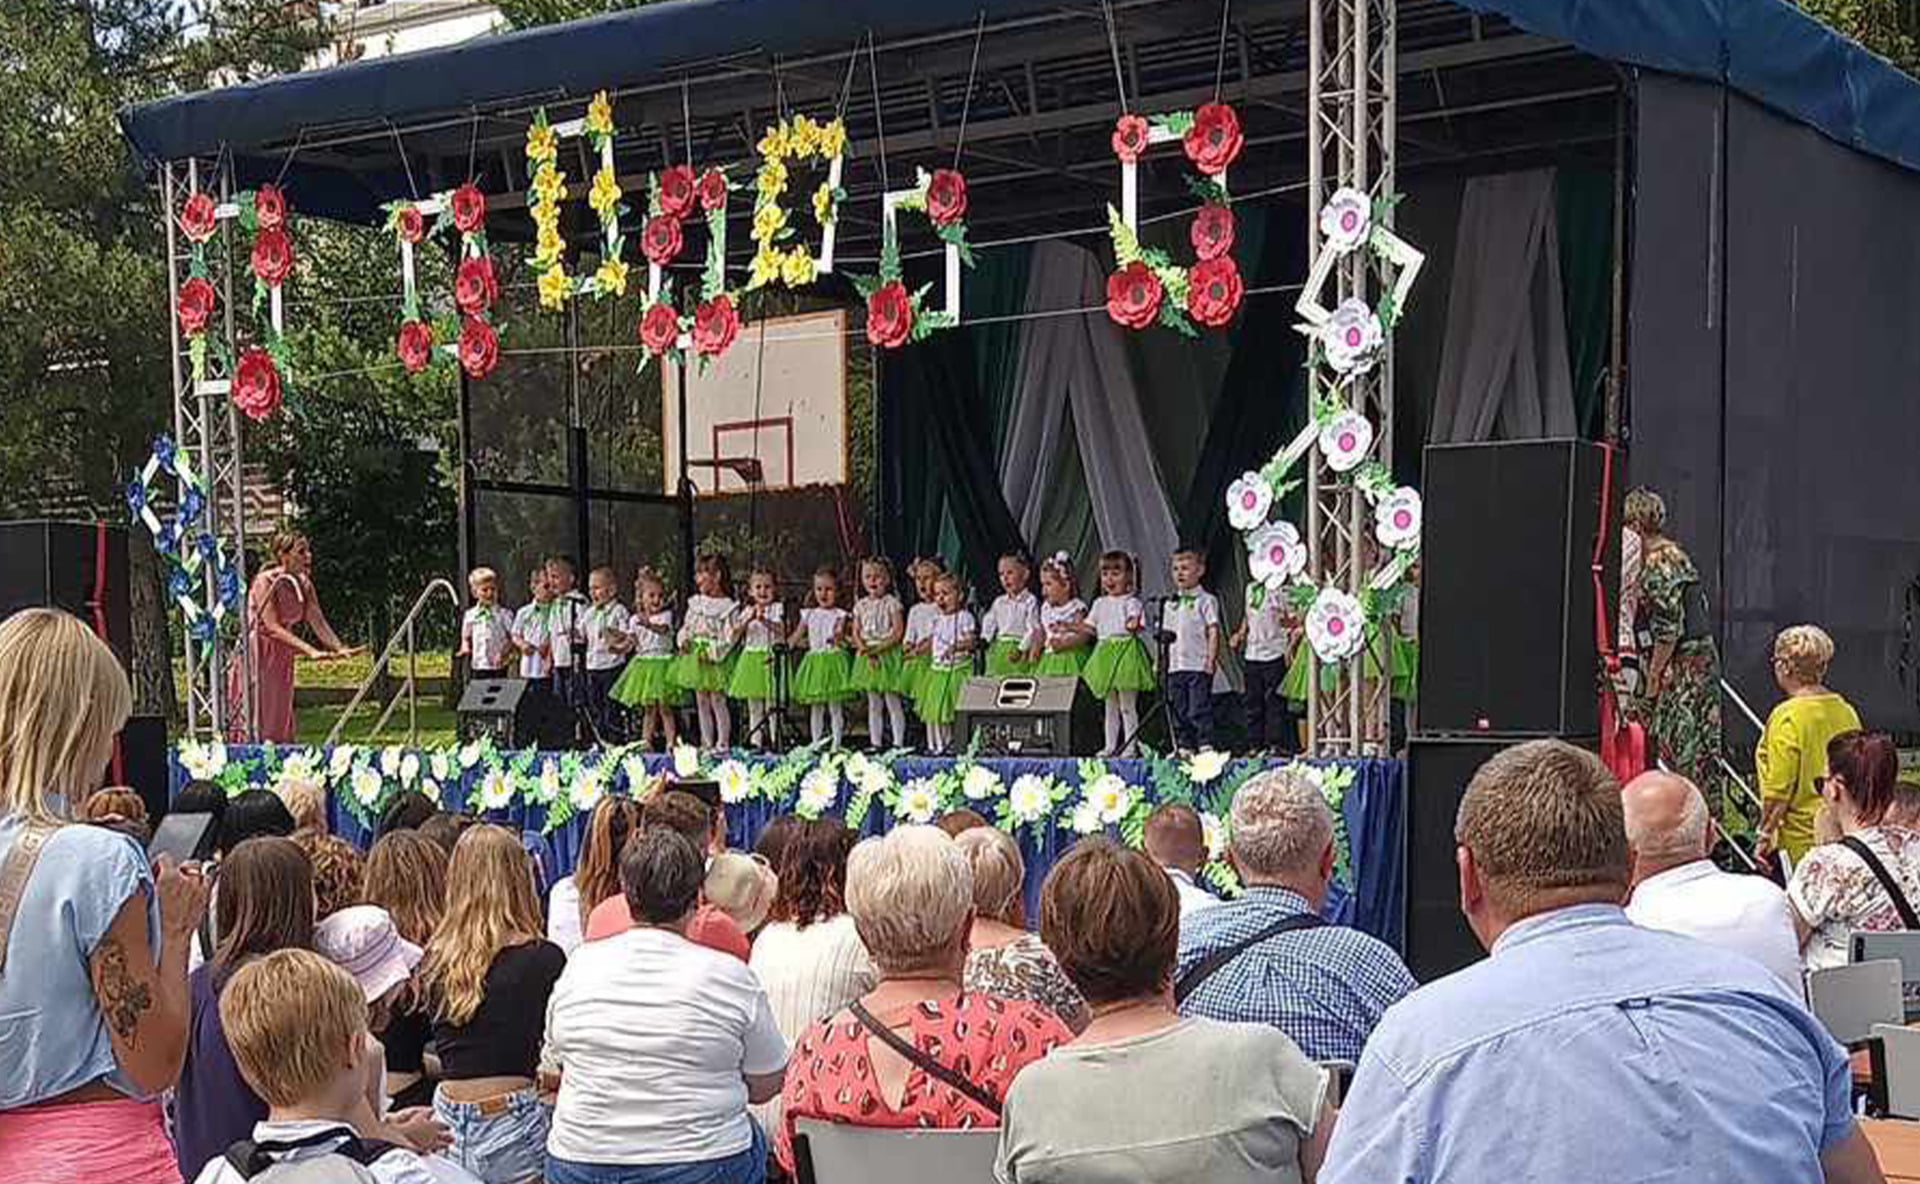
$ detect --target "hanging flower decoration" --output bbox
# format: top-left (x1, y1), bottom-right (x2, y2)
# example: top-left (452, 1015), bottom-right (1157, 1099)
top-left (125, 434), bottom-right (242, 645)
top-left (1306, 587), bottom-right (1368, 663)
top-left (177, 276), bottom-right (216, 339)
top-left (396, 320), bottom-right (435, 375)
top-left (455, 256), bottom-right (499, 318)
top-left (172, 187), bottom-right (233, 384)
top-left (865, 281), bottom-right (915, 350)
top-left (232, 348), bottom-right (283, 422)
top-left (1248, 522), bottom-right (1307, 588)
top-left (641, 215), bottom-right (683, 266)
top-left (525, 109), bottom-right (570, 310)
top-left (458, 316), bottom-right (499, 380)
top-left (1374, 486), bottom-right (1423, 550)
top-left (179, 192), bottom-right (219, 244)
top-left (1319, 187), bottom-right (1372, 253)
top-left (386, 178), bottom-right (500, 378)
top-left (639, 302), bottom-right (681, 356)
top-left (691, 295), bottom-right (740, 357)
top-left (1319, 297), bottom-right (1385, 377)
top-left (579, 90), bottom-right (629, 300)
top-left (635, 160), bottom-right (737, 371)
top-left (854, 165), bottom-right (977, 352)
top-left (1318, 409), bottom-right (1374, 473)
top-left (1105, 104), bottom-right (1244, 337)
top-left (1226, 471), bottom-right (1274, 531)
top-left (748, 114), bottom-right (846, 291)
top-left (235, 185), bottom-right (296, 343)
top-left (698, 168), bottom-right (729, 212)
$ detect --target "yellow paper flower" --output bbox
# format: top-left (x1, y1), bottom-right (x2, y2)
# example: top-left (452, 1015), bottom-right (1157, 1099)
top-left (585, 91), bottom-right (614, 138)
top-left (533, 163), bottom-right (566, 204)
top-left (789, 114), bottom-right (820, 154)
top-left (781, 245), bottom-right (815, 286)
top-left (755, 159), bottom-right (788, 203)
top-left (532, 201), bottom-right (560, 235)
top-left (589, 167), bottom-right (622, 219)
top-left (594, 258), bottom-right (629, 297)
top-left (748, 247), bottom-right (782, 289)
top-left (812, 182), bottom-right (835, 226)
top-left (536, 223), bottom-right (564, 263)
top-left (752, 202), bottom-right (788, 244)
top-left (756, 122), bottom-right (791, 159)
top-left (526, 120), bottom-right (558, 165)
top-left (538, 263), bottom-right (571, 310)
top-left (819, 118), bottom-right (848, 158)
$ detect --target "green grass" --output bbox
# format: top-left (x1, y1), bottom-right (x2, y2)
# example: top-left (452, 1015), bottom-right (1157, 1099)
top-left (296, 700), bottom-right (459, 747)
top-left (172, 651), bottom-right (453, 695)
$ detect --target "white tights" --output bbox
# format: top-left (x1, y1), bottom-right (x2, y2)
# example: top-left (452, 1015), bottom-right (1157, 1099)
top-left (745, 698), bottom-right (771, 749)
top-left (695, 690), bottom-right (731, 750)
top-left (926, 720), bottom-right (953, 755)
top-left (1103, 691), bottom-right (1140, 756)
top-left (866, 692), bottom-right (907, 749)
top-left (811, 702), bottom-right (845, 747)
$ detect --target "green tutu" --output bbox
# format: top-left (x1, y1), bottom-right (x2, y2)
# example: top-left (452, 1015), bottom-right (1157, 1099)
top-left (791, 649), bottom-right (853, 704)
top-left (848, 648), bottom-right (904, 695)
top-left (1281, 637), bottom-right (1395, 703)
top-left (671, 639), bottom-right (733, 693)
top-left (985, 637), bottom-right (1034, 677)
top-left (611, 655), bottom-right (685, 708)
top-left (728, 647), bottom-right (778, 701)
top-left (915, 660), bottom-right (970, 725)
top-left (1081, 637), bottom-right (1155, 698)
top-left (1280, 640), bottom-right (1314, 705)
top-left (1390, 633), bottom-right (1419, 701)
top-left (901, 654), bottom-right (932, 701)
top-left (1034, 648), bottom-right (1088, 678)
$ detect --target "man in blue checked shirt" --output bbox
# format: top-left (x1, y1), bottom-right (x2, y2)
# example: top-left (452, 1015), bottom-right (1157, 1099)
top-left (1322, 740), bottom-right (1884, 1184)
top-left (1175, 767), bottom-right (1415, 1063)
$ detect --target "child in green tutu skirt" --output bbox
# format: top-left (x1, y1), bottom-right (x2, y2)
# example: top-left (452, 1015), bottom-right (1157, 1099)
top-left (914, 572), bottom-right (978, 754)
top-left (850, 557), bottom-right (908, 749)
top-left (900, 556), bottom-right (943, 708)
top-left (788, 567), bottom-right (853, 747)
top-left (1082, 551), bottom-right (1155, 756)
top-left (727, 568), bottom-right (786, 750)
top-left (674, 553), bottom-right (739, 751)
top-left (611, 568), bottom-right (682, 749)
top-left (1033, 551), bottom-right (1091, 679)
top-left (981, 551), bottom-right (1041, 676)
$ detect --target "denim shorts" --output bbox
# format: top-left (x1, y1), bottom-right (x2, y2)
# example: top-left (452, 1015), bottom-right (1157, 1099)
top-left (434, 1085), bottom-right (551, 1184)
top-left (546, 1115), bottom-right (768, 1184)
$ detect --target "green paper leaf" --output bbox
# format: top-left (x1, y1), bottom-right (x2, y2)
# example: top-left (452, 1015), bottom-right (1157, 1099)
top-left (1152, 111), bottom-right (1197, 136)
top-left (1106, 206), bottom-right (1143, 266)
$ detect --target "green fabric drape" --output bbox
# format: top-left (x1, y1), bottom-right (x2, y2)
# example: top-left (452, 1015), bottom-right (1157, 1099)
top-left (1557, 168), bottom-right (1615, 440)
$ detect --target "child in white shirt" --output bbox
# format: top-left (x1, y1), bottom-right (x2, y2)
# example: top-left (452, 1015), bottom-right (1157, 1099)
top-left (582, 566), bottom-right (632, 739)
top-left (1164, 548), bottom-right (1221, 751)
top-left (510, 567), bottom-right (553, 680)
top-left (1081, 551), bottom-right (1155, 756)
top-left (912, 573), bottom-right (977, 754)
top-left (788, 568), bottom-right (853, 747)
top-left (849, 558), bottom-right (908, 749)
top-left (673, 554), bottom-right (739, 751)
top-left (901, 557), bottom-right (944, 726)
top-left (727, 569), bottom-right (787, 750)
top-left (981, 551), bottom-right (1041, 676)
top-left (459, 567), bottom-right (514, 677)
top-left (610, 569), bottom-right (680, 749)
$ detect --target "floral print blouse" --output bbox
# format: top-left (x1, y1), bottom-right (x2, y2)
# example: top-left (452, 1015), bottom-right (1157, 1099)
top-left (1788, 825), bottom-right (1920, 971)
top-left (964, 933), bottom-right (1092, 1034)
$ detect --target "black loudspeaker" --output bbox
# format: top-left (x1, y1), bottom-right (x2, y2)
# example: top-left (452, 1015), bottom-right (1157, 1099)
top-left (0, 520), bottom-right (131, 664)
top-left (957, 677), bottom-right (1078, 756)
top-left (1417, 441), bottom-right (1620, 736)
top-left (1405, 734), bottom-right (1598, 981)
top-left (458, 677), bottom-right (532, 746)
top-left (122, 715), bottom-right (171, 822)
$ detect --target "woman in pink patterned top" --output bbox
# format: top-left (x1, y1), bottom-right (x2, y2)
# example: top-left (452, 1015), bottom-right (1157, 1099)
top-left (775, 826), bottom-right (1070, 1175)
top-left (1788, 730), bottom-right (1920, 972)
top-left (227, 530), bottom-right (359, 742)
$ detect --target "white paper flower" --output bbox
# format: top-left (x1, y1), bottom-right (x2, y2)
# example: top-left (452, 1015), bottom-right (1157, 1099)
top-left (1185, 749), bottom-right (1231, 785)
top-left (569, 768), bottom-right (607, 812)
top-left (621, 754), bottom-right (652, 795)
top-left (1201, 811), bottom-right (1228, 863)
top-left (962, 765), bottom-right (1005, 801)
top-left (1009, 775), bottom-right (1053, 824)
top-left (1320, 298), bottom-right (1384, 376)
top-left (1088, 773), bottom-right (1135, 824)
top-left (853, 759), bottom-right (892, 798)
top-left (379, 747), bottom-right (403, 778)
top-left (1374, 486), bottom-right (1422, 550)
top-left (532, 759), bottom-right (562, 804)
top-left (278, 751), bottom-right (318, 786)
top-left (672, 744), bottom-right (701, 778)
top-left (350, 765), bottom-right (384, 807)
top-left (1317, 409), bottom-right (1375, 473)
top-left (430, 752), bottom-right (453, 783)
top-left (458, 740), bottom-right (485, 769)
top-left (328, 745), bottom-right (357, 782)
top-left (797, 768), bottom-right (839, 818)
top-left (1306, 586), bottom-right (1368, 663)
top-left (1225, 471), bottom-right (1274, 531)
top-left (475, 768), bottom-right (515, 811)
top-left (897, 779), bottom-right (941, 824)
top-left (399, 753), bottom-right (421, 786)
top-left (1320, 187), bottom-right (1373, 253)
top-left (715, 760), bottom-right (752, 804)
top-left (843, 753), bottom-right (876, 794)
top-left (1069, 799), bottom-right (1105, 835)
top-left (1278, 760), bottom-right (1329, 791)
top-left (422, 777), bottom-right (441, 802)
top-left (180, 740), bottom-right (228, 781)
top-left (1247, 522), bottom-right (1306, 588)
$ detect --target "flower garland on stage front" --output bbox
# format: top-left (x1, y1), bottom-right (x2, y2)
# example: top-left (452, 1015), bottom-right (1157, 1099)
top-left (1104, 102), bottom-right (1246, 337)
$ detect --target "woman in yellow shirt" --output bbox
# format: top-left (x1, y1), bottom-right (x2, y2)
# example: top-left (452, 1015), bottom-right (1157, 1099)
top-left (1756, 624), bottom-right (1861, 864)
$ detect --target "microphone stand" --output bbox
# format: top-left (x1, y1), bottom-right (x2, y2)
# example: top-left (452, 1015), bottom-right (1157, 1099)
top-left (555, 594), bottom-right (605, 750)
top-left (1117, 594), bottom-right (1177, 758)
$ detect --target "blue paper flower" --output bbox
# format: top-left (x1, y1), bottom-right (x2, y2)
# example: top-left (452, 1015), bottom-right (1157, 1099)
top-left (188, 614), bottom-right (217, 643)
top-left (180, 486), bottom-right (206, 525)
top-left (168, 568), bottom-right (195, 602)
top-left (124, 481), bottom-right (147, 518)
top-left (156, 520), bottom-right (180, 555)
top-left (152, 434), bottom-right (178, 472)
top-left (218, 564), bottom-right (242, 609)
top-left (196, 533), bottom-right (219, 564)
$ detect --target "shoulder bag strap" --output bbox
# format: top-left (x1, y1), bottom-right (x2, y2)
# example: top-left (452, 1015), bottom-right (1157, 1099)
top-left (1174, 912), bottom-right (1328, 1006)
top-left (849, 998), bottom-right (1002, 1116)
top-left (1842, 835), bottom-right (1920, 931)
top-left (0, 820), bottom-right (62, 977)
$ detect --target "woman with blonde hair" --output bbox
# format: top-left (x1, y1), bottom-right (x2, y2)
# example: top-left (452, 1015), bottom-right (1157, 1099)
top-left (364, 830), bottom-right (450, 1111)
top-left (547, 796), bottom-right (641, 956)
top-left (421, 824), bottom-right (564, 1183)
top-left (229, 528), bottom-right (360, 743)
top-left (0, 608), bottom-right (210, 1183)
top-left (958, 827), bottom-right (1090, 1032)
top-left (1756, 624), bottom-right (1861, 864)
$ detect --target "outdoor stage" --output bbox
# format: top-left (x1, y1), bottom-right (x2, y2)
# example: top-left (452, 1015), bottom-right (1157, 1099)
top-left (171, 745), bottom-right (1408, 948)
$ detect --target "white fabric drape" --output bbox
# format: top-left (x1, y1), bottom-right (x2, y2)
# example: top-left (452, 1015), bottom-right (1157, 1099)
top-left (1000, 241), bottom-right (1181, 597)
top-left (1428, 169), bottom-right (1578, 443)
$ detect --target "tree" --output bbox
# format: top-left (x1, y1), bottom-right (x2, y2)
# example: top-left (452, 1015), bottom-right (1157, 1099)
top-left (490, 0), bottom-right (664, 31)
top-left (1795, 0), bottom-right (1920, 69)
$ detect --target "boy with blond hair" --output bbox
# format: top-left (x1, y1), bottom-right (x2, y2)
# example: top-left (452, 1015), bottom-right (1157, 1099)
top-left (192, 949), bottom-right (477, 1184)
top-left (458, 567), bottom-right (513, 678)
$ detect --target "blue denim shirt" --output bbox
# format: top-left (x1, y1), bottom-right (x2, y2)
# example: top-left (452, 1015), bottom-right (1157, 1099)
top-left (1323, 904), bottom-right (1855, 1183)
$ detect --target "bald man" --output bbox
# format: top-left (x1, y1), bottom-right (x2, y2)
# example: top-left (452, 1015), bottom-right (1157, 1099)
top-left (1622, 771), bottom-right (1802, 988)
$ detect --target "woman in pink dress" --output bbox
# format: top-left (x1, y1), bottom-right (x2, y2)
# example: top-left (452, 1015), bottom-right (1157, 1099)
top-left (229, 529), bottom-right (359, 743)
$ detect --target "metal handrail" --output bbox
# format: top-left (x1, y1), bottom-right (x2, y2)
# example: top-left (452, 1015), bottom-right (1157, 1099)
top-left (323, 577), bottom-right (461, 748)
top-left (1722, 677), bottom-right (1768, 736)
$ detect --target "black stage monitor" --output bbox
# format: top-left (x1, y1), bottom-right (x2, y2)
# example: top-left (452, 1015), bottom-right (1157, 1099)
top-left (957, 676), bottom-right (1078, 757)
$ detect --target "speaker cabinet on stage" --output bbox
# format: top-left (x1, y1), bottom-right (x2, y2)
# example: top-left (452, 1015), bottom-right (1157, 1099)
top-left (958, 677), bottom-right (1079, 756)
top-left (456, 678), bottom-right (564, 749)
top-left (0, 520), bottom-right (130, 663)
top-left (1405, 734), bottom-right (1598, 981)
top-left (1417, 441), bottom-right (1620, 736)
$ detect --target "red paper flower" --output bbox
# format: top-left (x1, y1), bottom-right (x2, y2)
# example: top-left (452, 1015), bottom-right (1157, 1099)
top-left (658, 165), bottom-right (698, 221)
top-left (180, 192), bottom-right (219, 244)
top-left (697, 169), bottom-right (728, 213)
top-left (641, 214), bottom-right (684, 266)
top-left (926, 170), bottom-right (968, 228)
top-left (458, 316), bottom-right (499, 380)
top-left (691, 295), bottom-right (739, 357)
top-left (451, 183), bottom-right (487, 235)
top-left (176, 277), bottom-right (217, 337)
top-left (233, 348), bottom-right (282, 422)
top-left (1112, 114), bottom-right (1151, 164)
top-left (1191, 203), bottom-right (1236, 261)
top-left (1106, 262), bottom-right (1163, 330)
top-left (1187, 255), bottom-right (1245, 327)
top-left (397, 320), bottom-right (435, 374)
top-left (250, 227), bottom-right (295, 287)
top-left (253, 185), bottom-right (288, 233)
top-left (396, 205), bottom-right (426, 244)
top-left (454, 256), bottom-right (499, 317)
top-left (639, 302), bottom-right (682, 354)
top-left (1184, 102), bottom-right (1243, 176)
top-left (866, 281), bottom-right (915, 350)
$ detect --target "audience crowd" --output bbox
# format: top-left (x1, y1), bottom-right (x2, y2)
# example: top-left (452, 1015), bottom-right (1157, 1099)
top-left (0, 606), bottom-right (1905, 1183)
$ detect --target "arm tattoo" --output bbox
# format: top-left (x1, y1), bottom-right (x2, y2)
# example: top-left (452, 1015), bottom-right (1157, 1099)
top-left (96, 939), bottom-right (153, 1043)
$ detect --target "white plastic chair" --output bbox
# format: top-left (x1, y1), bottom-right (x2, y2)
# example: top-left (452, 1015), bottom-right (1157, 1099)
top-left (1852, 931), bottom-right (1920, 1020)
top-left (1808, 959), bottom-right (1904, 1046)
top-left (1872, 1023), bottom-right (1920, 1119)
top-left (791, 1118), bottom-right (1000, 1184)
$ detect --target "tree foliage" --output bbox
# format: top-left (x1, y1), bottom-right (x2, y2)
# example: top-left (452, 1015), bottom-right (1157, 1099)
top-left (1795, 0), bottom-right (1920, 70)
top-left (490, 0), bottom-right (665, 31)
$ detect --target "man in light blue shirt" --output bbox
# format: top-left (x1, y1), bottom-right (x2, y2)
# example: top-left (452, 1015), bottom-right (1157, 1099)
top-left (1323, 740), bottom-right (1884, 1184)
